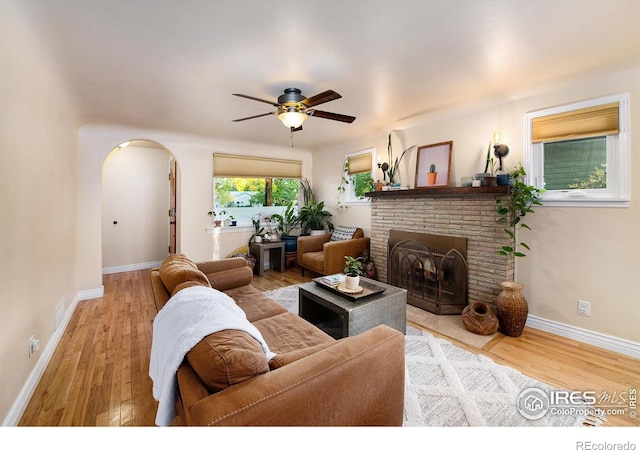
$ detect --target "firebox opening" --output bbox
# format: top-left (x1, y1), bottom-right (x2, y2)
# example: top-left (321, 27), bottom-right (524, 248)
top-left (387, 230), bottom-right (468, 315)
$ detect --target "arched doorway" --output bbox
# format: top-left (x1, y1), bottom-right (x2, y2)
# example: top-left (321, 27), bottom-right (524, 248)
top-left (101, 139), bottom-right (179, 273)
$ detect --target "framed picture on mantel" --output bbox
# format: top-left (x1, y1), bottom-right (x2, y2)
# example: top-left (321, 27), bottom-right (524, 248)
top-left (414, 141), bottom-right (452, 188)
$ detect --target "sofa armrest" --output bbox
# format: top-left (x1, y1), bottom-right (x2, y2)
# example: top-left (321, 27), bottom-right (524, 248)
top-left (196, 257), bottom-right (247, 274)
top-left (194, 258), bottom-right (253, 291)
top-left (150, 269), bottom-right (171, 312)
top-left (184, 325), bottom-right (405, 426)
top-left (175, 361), bottom-right (213, 425)
top-left (206, 266), bottom-right (254, 291)
top-left (322, 237), bottom-right (370, 275)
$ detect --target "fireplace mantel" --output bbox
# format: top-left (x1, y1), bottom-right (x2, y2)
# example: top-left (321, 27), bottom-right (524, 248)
top-left (365, 186), bottom-right (509, 199)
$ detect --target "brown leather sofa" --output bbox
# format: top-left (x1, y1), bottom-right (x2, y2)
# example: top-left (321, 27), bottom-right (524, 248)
top-left (297, 227), bottom-right (370, 276)
top-left (149, 253), bottom-right (405, 426)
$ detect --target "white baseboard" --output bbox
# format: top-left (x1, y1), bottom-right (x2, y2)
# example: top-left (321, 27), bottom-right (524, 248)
top-left (102, 260), bottom-right (163, 275)
top-left (2, 292), bottom-right (81, 426)
top-left (526, 314), bottom-right (640, 359)
top-left (76, 286), bottom-right (104, 301)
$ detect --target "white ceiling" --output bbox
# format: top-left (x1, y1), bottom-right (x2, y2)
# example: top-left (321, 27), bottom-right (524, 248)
top-left (13, 0), bottom-right (640, 149)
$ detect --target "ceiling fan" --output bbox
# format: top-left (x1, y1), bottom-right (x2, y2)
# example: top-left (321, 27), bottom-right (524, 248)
top-left (232, 87), bottom-right (356, 131)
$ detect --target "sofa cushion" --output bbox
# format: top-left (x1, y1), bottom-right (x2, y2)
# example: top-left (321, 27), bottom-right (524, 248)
top-left (299, 251), bottom-right (325, 273)
top-left (330, 225), bottom-right (359, 242)
top-left (159, 253), bottom-right (211, 296)
top-left (186, 329), bottom-right (269, 392)
top-left (268, 341), bottom-right (337, 370)
top-left (225, 284), bottom-right (288, 322)
top-left (253, 312), bottom-right (334, 354)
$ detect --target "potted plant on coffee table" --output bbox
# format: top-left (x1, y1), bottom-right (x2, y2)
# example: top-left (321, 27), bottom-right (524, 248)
top-left (344, 256), bottom-right (364, 290)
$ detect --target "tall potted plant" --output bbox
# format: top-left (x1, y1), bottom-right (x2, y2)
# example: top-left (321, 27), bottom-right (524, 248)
top-left (386, 133), bottom-right (416, 185)
top-left (495, 164), bottom-right (544, 258)
top-left (299, 199), bottom-right (333, 235)
top-left (494, 163), bottom-right (544, 337)
top-left (271, 201), bottom-right (301, 252)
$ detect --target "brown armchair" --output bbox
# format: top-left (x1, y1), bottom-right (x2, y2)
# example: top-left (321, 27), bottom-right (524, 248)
top-left (297, 227), bottom-right (370, 276)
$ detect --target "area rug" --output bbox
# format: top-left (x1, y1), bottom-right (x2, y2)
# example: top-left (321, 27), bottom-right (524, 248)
top-left (264, 284), bottom-right (602, 427)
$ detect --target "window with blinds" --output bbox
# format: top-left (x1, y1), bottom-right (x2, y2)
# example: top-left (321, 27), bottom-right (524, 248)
top-left (341, 149), bottom-right (374, 205)
top-left (212, 154), bottom-right (303, 226)
top-left (525, 93), bottom-right (630, 207)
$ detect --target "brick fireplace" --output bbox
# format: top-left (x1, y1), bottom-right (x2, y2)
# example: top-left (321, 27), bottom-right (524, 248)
top-left (366, 187), bottom-right (514, 308)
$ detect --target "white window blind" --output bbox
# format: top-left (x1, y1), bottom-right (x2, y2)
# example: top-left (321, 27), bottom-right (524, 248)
top-left (531, 102), bottom-right (619, 143)
top-left (347, 153), bottom-right (373, 175)
top-left (213, 154), bottom-right (302, 178)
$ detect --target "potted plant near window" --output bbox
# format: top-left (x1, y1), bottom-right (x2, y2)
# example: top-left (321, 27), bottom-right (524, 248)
top-left (494, 163), bottom-right (544, 337)
top-left (208, 210), bottom-right (227, 227)
top-left (249, 214), bottom-right (265, 244)
top-left (271, 201), bottom-right (301, 253)
top-left (344, 256), bottom-right (364, 290)
top-left (299, 199), bottom-right (333, 235)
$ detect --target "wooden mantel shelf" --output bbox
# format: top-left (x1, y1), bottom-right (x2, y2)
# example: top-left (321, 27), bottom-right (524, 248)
top-left (365, 185), bottom-right (509, 199)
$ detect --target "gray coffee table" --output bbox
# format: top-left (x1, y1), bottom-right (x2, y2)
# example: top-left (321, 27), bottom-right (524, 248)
top-left (298, 278), bottom-right (407, 338)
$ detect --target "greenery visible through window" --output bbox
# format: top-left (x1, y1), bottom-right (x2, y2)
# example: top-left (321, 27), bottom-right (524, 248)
top-left (214, 177), bottom-right (299, 225)
top-left (352, 172), bottom-right (374, 197)
top-left (543, 137), bottom-right (606, 190)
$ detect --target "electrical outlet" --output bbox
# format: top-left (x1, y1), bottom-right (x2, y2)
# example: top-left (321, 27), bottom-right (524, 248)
top-left (28, 335), bottom-right (40, 358)
top-left (578, 300), bottom-right (591, 317)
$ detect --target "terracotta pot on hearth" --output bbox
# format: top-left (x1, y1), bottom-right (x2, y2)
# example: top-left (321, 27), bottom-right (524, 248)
top-left (462, 301), bottom-right (499, 335)
top-left (496, 281), bottom-right (528, 337)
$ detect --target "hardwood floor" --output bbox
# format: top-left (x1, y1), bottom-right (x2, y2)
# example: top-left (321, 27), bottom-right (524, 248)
top-left (19, 267), bottom-right (638, 426)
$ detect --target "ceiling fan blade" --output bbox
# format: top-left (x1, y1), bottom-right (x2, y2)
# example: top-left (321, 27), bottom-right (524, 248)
top-left (233, 93), bottom-right (280, 107)
top-left (232, 111), bottom-right (276, 122)
top-left (301, 90), bottom-right (342, 108)
top-left (309, 109), bottom-right (356, 123)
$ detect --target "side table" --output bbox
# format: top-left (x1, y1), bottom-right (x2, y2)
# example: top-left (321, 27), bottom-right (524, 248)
top-left (250, 241), bottom-right (285, 276)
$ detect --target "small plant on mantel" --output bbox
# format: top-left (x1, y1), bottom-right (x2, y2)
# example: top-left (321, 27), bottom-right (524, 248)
top-left (495, 164), bottom-right (544, 257)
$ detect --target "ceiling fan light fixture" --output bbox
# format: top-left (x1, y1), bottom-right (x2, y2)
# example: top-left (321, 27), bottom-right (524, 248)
top-left (278, 109), bottom-right (308, 128)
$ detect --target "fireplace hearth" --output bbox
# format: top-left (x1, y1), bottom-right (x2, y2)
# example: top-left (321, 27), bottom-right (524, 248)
top-left (388, 230), bottom-right (467, 315)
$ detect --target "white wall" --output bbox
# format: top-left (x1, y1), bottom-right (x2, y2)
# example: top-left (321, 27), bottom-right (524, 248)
top-left (315, 68), bottom-right (640, 345)
top-left (102, 145), bottom-right (171, 270)
top-left (77, 125), bottom-right (314, 290)
top-left (0, 3), bottom-right (79, 423)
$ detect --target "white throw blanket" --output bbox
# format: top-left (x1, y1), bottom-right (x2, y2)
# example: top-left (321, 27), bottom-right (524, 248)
top-left (149, 285), bottom-right (276, 426)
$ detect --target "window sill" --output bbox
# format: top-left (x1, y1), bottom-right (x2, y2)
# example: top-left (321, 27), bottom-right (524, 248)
top-left (344, 200), bottom-right (371, 206)
top-left (206, 225), bottom-right (253, 235)
top-left (540, 199), bottom-right (630, 208)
